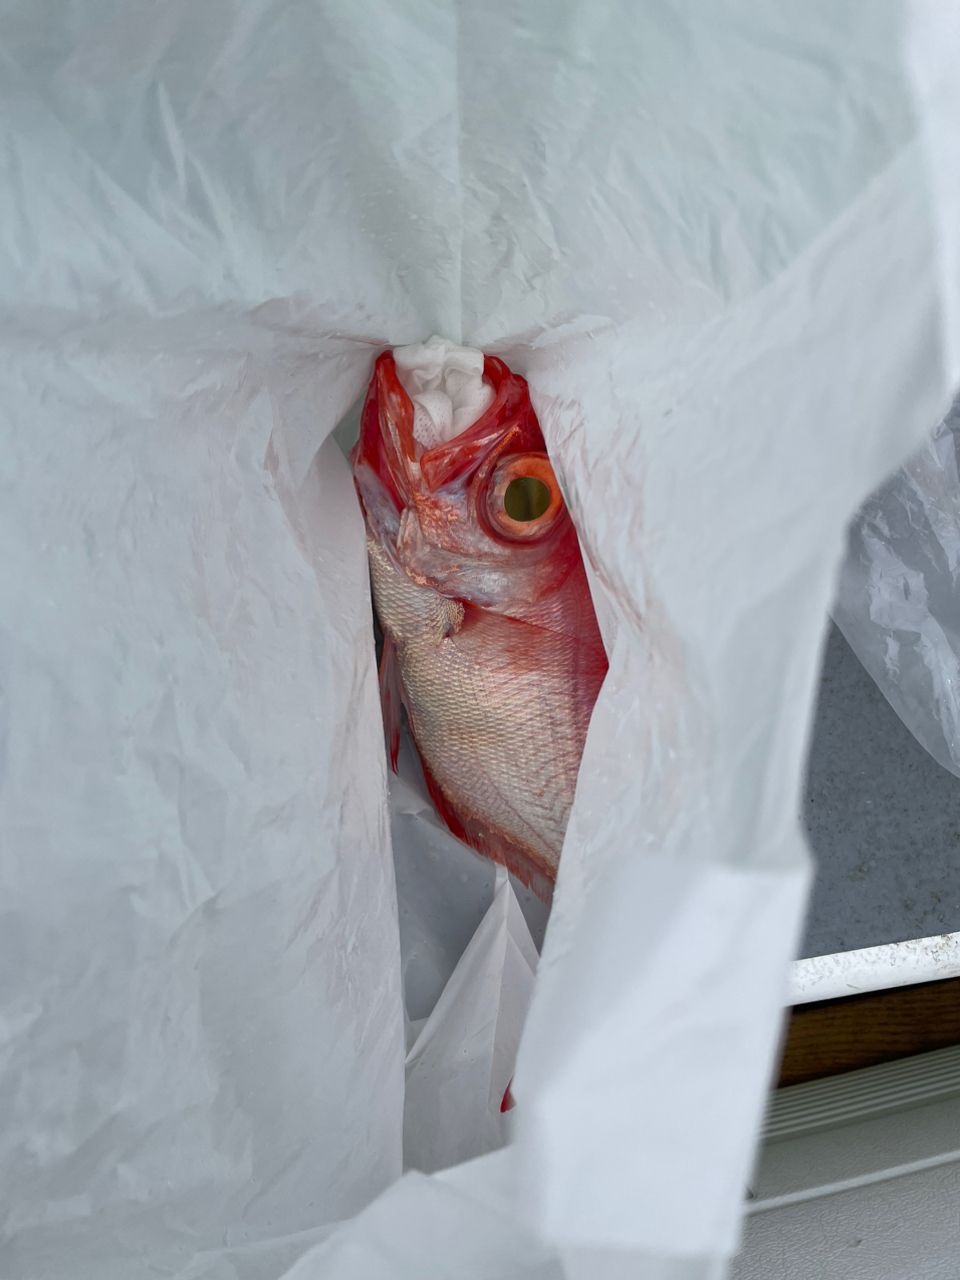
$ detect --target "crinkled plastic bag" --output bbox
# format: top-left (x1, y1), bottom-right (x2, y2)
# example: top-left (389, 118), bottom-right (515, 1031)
top-left (835, 399), bottom-right (960, 777)
top-left (2, 4), bottom-right (960, 1280)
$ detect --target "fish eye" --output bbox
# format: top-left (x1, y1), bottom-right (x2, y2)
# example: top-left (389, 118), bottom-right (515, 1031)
top-left (486, 453), bottom-right (564, 539)
top-left (503, 475), bottom-right (552, 522)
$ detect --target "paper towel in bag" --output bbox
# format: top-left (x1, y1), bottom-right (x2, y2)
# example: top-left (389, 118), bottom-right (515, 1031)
top-left (3, 2), bottom-right (960, 1279)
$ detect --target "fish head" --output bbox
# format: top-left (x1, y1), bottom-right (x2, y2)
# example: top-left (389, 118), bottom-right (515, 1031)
top-left (352, 352), bottom-right (581, 613)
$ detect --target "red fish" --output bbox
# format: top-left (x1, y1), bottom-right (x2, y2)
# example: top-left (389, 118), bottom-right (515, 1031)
top-left (351, 346), bottom-right (607, 896)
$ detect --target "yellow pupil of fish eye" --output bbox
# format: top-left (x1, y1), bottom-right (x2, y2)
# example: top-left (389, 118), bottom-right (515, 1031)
top-left (503, 476), bottom-right (551, 522)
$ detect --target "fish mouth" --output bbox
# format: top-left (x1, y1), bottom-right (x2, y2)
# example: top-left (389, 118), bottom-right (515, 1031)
top-left (416, 356), bottom-right (524, 492)
top-left (354, 348), bottom-right (542, 507)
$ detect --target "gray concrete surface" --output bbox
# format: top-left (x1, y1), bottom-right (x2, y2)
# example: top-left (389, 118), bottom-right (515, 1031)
top-left (800, 623), bottom-right (960, 958)
top-left (734, 1159), bottom-right (960, 1280)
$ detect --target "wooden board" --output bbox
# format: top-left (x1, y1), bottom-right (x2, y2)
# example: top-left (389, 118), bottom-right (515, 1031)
top-left (777, 976), bottom-right (960, 1087)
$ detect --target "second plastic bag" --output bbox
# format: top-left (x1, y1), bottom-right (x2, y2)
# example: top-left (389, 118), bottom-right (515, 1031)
top-left (835, 401), bottom-right (960, 778)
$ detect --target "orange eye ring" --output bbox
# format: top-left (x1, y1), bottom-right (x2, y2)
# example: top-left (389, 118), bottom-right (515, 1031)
top-left (486, 453), bottom-right (564, 540)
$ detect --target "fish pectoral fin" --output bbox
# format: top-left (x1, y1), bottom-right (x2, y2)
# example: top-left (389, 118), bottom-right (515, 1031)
top-left (439, 598), bottom-right (465, 639)
top-left (378, 632), bottom-right (403, 773)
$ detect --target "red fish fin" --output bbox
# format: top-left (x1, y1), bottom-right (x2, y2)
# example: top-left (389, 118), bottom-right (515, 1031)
top-left (500, 1081), bottom-right (515, 1113)
top-left (378, 633), bottom-right (402, 773)
top-left (420, 759), bottom-right (472, 847)
top-left (477, 839), bottom-right (554, 904)
top-left (420, 760), bottom-right (556, 903)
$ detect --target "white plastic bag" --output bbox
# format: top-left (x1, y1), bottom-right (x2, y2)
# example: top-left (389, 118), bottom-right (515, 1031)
top-left (2, 3), bottom-right (960, 1279)
top-left (834, 401), bottom-right (960, 777)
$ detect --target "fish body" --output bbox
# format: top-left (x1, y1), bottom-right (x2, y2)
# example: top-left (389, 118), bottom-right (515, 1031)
top-left (352, 347), bottom-right (607, 894)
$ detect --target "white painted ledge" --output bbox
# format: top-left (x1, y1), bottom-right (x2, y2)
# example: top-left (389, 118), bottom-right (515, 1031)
top-left (787, 932), bottom-right (960, 1004)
